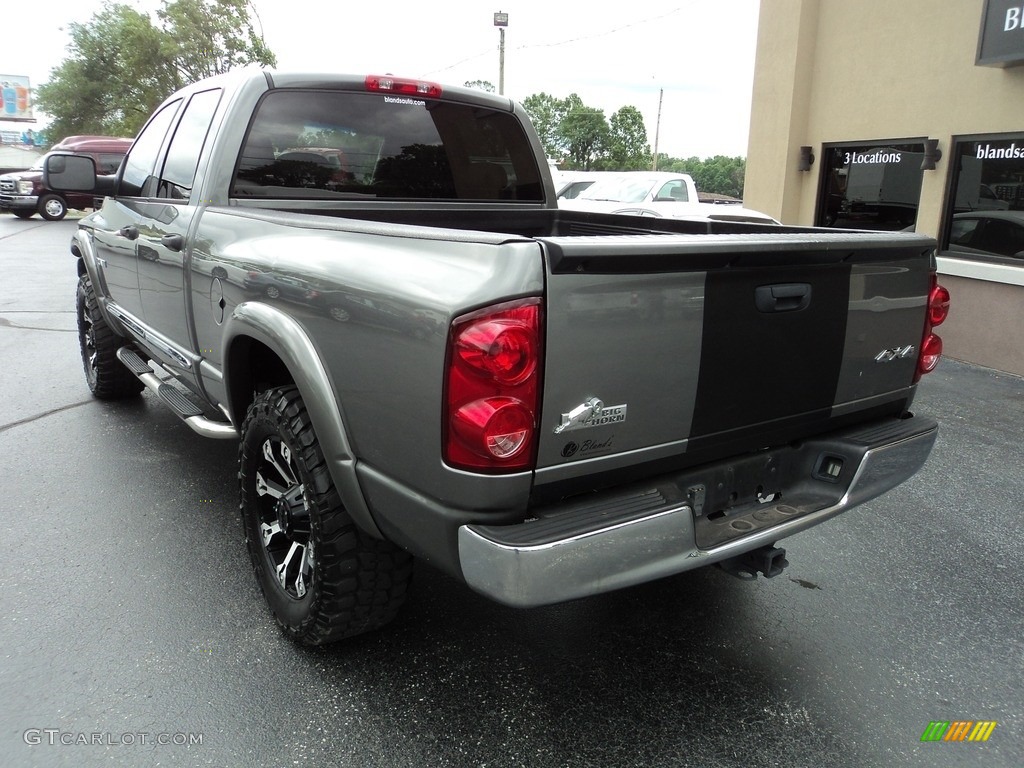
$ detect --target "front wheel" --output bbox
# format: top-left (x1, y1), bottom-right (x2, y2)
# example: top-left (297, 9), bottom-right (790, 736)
top-left (12, 209), bottom-right (34, 220)
top-left (239, 386), bottom-right (413, 644)
top-left (76, 275), bottom-right (144, 399)
top-left (38, 194), bottom-right (68, 221)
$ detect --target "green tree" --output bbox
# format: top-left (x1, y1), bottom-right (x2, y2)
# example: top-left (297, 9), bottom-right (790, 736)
top-left (558, 97), bottom-right (609, 170)
top-left (157, 0), bottom-right (276, 87)
top-left (35, 4), bottom-right (170, 140)
top-left (521, 92), bottom-right (570, 160)
top-left (661, 155), bottom-right (746, 198)
top-left (605, 106), bottom-right (650, 170)
top-left (35, 0), bottom-right (275, 140)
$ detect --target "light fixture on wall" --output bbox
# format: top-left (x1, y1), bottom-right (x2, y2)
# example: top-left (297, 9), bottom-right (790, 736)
top-left (922, 139), bottom-right (943, 170)
top-left (798, 145), bottom-right (815, 172)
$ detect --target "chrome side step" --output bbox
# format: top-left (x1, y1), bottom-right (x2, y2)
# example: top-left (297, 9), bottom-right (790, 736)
top-left (116, 348), bottom-right (238, 439)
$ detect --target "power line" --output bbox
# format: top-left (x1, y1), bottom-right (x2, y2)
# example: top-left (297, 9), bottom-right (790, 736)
top-left (424, 5), bottom-right (687, 79)
top-left (512, 6), bottom-right (684, 52)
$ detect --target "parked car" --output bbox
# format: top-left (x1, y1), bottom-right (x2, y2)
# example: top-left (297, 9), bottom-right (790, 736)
top-left (609, 206), bottom-right (781, 224)
top-left (553, 171), bottom-right (621, 199)
top-left (947, 210), bottom-right (1024, 259)
top-left (0, 135), bottom-right (132, 220)
top-left (559, 171), bottom-right (778, 224)
top-left (568, 171), bottom-right (699, 205)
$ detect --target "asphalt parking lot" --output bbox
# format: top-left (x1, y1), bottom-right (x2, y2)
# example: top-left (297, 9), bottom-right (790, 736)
top-left (1, 213), bottom-right (1022, 768)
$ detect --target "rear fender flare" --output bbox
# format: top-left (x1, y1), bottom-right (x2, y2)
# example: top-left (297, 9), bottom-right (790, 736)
top-left (223, 301), bottom-right (383, 539)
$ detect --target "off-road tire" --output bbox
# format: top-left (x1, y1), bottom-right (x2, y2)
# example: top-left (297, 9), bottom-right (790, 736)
top-left (39, 194), bottom-right (68, 221)
top-left (239, 386), bottom-right (413, 645)
top-left (76, 275), bottom-right (144, 399)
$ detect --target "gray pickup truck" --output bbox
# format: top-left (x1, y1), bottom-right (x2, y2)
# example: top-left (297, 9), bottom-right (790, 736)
top-left (47, 70), bottom-right (949, 645)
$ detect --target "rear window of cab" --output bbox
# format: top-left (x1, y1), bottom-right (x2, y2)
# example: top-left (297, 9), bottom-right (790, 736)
top-left (232, 89), bottom-right (544, 202)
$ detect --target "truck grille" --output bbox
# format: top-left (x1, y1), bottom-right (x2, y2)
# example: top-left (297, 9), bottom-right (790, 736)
top-left (0, 179), bottom-right (16, 194)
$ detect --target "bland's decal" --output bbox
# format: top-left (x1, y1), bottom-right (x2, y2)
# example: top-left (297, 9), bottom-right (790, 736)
top-left (383, 96), bottom-right (426, 107)
top-left (554, 397), bottom-right (627, 434)
top-left (561, 437), bottom-right (615, 460)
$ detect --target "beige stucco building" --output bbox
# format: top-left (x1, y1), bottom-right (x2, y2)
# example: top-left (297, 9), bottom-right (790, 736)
top-left (745, 0), bottom-right (1024, 376)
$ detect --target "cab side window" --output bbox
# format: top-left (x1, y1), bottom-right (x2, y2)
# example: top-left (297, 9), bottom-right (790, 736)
top-left (120, 99), bottom-right (181, 197)
top-left (96, 153), bottom-right (126, 175)
top-left (655, 180), bottom-right (689, 202)
top-left (158, 89), bottom-right (222, 200)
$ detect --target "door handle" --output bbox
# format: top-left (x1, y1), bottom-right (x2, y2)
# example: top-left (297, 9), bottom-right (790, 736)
top-left (160, 233), bottom-right (185, 252)
top-left (755, 283), bottom-right (812, 313)
top-left (118, 225), bottom-right (139, 240)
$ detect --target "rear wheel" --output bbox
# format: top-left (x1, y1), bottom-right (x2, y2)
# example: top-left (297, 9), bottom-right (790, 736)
top-left (239, 386), bottom-right (413, 644)
top-left (39, 194), bottom-right (68, 221)
top-left (76, 275), bottom-right (144, 399)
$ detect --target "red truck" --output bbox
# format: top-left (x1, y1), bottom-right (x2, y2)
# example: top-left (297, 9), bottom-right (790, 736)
top-left (0, 135), bottom-right (131, 220)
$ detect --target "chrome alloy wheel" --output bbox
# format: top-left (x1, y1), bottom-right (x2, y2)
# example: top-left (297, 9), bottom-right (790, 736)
top-left (79, 305), bottom-right (98, 385)
top-left (44, 196), bottom-right (66, 219)
top-left (254, 437), bottom-right (315, 599)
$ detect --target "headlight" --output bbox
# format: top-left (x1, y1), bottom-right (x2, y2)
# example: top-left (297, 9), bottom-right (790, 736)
top-left (17, 180), bottom-right (35, 195)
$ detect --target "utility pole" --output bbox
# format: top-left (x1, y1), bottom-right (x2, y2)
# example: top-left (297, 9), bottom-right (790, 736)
top-left (652, 88), bottom-right (663, 171)
top-left (494, 12), bottom-right (508, 95)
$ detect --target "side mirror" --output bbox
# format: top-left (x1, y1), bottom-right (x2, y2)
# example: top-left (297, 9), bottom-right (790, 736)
top-left (44, 153), bottom-right (97, 192)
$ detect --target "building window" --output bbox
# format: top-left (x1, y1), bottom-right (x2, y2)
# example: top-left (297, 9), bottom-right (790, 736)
top-left (943, 134), bottom-right (1024, 265)
top-left (816, 142), bottom-right (925, 230)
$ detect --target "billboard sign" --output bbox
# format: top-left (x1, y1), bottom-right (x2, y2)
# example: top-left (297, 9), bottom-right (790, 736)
top-left (0, 75), bottom-right (34, 122)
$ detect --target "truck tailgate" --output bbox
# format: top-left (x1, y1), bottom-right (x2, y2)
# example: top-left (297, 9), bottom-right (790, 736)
top-left (533, 231), bottom-right (935, 486)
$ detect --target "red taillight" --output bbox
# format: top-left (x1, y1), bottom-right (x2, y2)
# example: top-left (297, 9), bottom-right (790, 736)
top-left (928, 283), bottom-right (950, 326)
top-left (919, 333), bottom-right (943, 374)
top-left (445, 299), bottom-right (542, 472)
top-left (365, 75), bottom-right (442, 99)
top-left (456, 320), bottom-right (537, 385)
top-left (916, 275), bottom-right (949, 380)
top-left (452, 397), bottom-right (533, 459)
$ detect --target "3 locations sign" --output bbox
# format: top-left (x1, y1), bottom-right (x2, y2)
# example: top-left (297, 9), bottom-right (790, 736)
top-left (978, 0), bottom-right (1024, 66)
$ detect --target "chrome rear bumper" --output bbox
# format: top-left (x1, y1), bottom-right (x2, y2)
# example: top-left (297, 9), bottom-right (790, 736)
top-left (458, 415), bottom-right (937, 607)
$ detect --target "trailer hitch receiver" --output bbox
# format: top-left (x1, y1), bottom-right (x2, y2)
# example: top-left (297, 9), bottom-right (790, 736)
top-left (717, 545), bottom-right (789, 580)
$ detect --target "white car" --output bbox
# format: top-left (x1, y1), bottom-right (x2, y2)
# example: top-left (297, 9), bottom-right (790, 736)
top-left (552, 171), bottom-right (620, 200)
top-left (948, 210), bottom-right (1024, 259)
top-left (558, 171), bottom-right (778, 224)
top-left (608, 206), bottom-right (781, 225)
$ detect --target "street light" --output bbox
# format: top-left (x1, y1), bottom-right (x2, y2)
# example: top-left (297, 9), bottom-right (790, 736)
top-left (494, 11), bottom-right (508, 95)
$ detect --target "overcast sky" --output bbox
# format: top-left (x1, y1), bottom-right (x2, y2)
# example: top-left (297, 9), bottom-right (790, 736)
top-left (3, 0), bottom-right (761, 158)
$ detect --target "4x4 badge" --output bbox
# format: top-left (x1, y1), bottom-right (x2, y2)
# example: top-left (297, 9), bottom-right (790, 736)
top-left (554, 397), bottom-right (627, 434)
top-left (875, 345), bottom-right (916, 362)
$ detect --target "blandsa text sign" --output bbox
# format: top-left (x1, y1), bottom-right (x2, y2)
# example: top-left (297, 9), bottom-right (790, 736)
top-left (978, 0), bottom-right (1024, 67)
